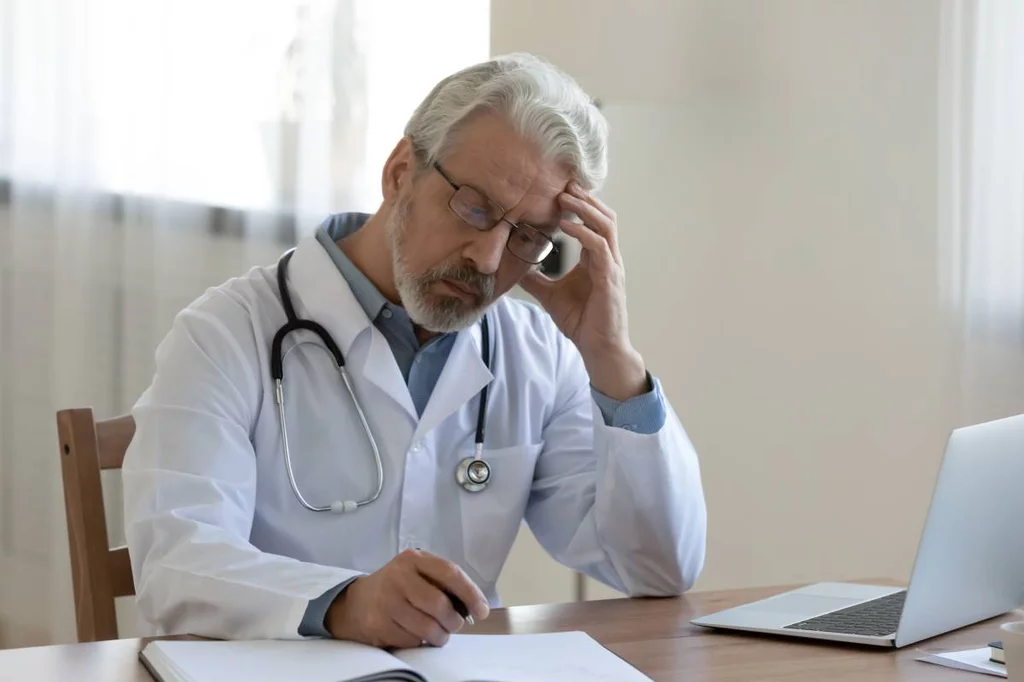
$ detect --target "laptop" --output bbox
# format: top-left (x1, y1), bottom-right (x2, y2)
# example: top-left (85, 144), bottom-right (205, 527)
top-left (691, 413), bottom-right (1024, 648)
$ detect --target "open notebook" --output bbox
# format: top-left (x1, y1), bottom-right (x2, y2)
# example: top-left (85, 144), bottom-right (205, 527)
top-left (139, 631), bottom-right (652, 682)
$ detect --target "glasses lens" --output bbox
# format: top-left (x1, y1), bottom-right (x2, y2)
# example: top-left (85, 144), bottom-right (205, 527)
top-left (450, 186), bottom-right (502, 230)
top-left (507, 224), bottom-right (554, 264)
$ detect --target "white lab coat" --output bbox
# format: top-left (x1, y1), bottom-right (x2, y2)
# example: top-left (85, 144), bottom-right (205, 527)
top-left (122, 233), bottom-right (706, 640)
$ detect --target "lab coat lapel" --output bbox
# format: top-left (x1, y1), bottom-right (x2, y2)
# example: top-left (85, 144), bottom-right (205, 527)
top-left (363, 325), bottom-right (418, 420)
top-left (286, 236), bottom-right (417, 421)
top-left (414, 320), bottom-right (494, 441)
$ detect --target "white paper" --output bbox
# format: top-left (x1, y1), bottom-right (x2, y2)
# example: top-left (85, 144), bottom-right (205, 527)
top-left (917, 647), bottom-right (1007, 678)
top-left (395, 631), bottom-right (652, 682)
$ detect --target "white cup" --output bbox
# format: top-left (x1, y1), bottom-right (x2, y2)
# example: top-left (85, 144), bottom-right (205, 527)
top-left (1000, 621), bottom-right (1024, 681)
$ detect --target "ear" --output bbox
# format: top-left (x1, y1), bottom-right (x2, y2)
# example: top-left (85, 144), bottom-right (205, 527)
top-left (381, 136), bottom-right (418, 205)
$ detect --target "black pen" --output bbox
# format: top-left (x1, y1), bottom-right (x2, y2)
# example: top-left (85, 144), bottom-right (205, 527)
top-left (446, 591), bottom-right (474, 625)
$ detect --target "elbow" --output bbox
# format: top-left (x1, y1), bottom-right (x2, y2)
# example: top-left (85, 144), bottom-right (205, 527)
top-left (125, 517), bottom-right (201, 638)
top-left (670, 539), bottom-right (707, 595)
top-left (126, 530), bottom-right (174, 636)
top-left (626, 547), bottom-right (705, 598)
top-left (671, 509), bottom-right (708, 594)
top-left (131, 550), bottom-right (228, 640)
top-left (627, 510), bottom-right (708, 597)
top-left (667, 490), bottom-right (708, 594)
top-left (617, 526), bottom-right (706, 598)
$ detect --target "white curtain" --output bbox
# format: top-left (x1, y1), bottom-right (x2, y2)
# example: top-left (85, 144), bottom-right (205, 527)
top-left (0, 0), bottom-right (487, 646)
top-left (941, 0), bottom-right (1024, 332)
top-left (940, 0), bottom-right (1024, 425)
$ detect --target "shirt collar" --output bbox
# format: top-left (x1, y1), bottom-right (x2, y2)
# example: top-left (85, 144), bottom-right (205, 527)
top-left (315, 212), bottom-right (461, 352)
top-left (315, 213), bottom-right (393, 322)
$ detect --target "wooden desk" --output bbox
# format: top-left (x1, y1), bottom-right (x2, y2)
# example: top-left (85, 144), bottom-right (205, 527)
top-left (0, 583), bottom-right (1018, 681)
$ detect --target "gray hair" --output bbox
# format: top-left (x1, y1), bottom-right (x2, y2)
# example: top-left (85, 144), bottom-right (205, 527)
top-left (403, 53), bottom-right (608, 190)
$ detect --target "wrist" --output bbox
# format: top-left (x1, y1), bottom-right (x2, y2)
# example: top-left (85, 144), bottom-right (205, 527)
top-left (326, 578), bottom-right (360, 640)
top-left (585, 346), bottom-right (648, 401)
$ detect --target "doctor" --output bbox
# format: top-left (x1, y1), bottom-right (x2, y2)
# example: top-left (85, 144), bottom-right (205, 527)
top-left (123, 53), bottom-right (706, 648)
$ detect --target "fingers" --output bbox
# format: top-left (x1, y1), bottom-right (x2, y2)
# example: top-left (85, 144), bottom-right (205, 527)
top-left (383, 566), bottom-right (462, 648)
top-left (405, 575), bottom-right (466, 635)
top-left (590, 194), bottom-right (616, 221)
top-left (391, 601), bottom-right (450, 648)
top-left (378, 558), bottom-right (463, 648)
top-left (559, 185), bottom-right (621, 264)
top-left (382, 616), bottom-right (426, 649)
top-left (409, 551), bottom-right (490, 621)
top-left (558, 218), bottom-right (616, 276)
top-left (572, 181), bottom-right (616, 221)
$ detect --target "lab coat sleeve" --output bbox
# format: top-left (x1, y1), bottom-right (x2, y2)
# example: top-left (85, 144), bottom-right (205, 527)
top-left (524, 333), bottom-right (707, 597)
top-left (122, 290), bottom-right (360, 640)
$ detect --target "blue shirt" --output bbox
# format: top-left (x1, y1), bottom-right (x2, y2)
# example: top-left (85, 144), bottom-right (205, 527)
top-left (299, 212), bottom-right (667, 636)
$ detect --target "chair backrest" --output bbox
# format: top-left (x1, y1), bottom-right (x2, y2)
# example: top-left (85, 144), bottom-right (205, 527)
top-left (56, 408), bottom-right (136, 642)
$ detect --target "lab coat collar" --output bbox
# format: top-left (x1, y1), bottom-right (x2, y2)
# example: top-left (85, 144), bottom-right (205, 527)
top-left (287, 235), bottom-right (418, 420)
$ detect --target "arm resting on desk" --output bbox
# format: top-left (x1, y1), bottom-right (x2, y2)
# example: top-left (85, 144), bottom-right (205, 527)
top-left (524, 329), bottom-right (707, 596)
top-left (123, 295), bottom-right (362, 641)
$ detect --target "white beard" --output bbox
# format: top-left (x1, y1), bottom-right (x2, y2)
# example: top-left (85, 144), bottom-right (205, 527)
top-left (386, 199), bottom-right (496, 333)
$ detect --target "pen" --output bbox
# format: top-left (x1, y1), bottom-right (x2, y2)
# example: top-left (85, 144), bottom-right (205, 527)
top-left (446, 590), bottom-right (475, 626)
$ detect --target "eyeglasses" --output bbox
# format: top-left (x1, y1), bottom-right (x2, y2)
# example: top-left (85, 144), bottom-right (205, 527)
top-left (433, 162), bottom-right (558, 265)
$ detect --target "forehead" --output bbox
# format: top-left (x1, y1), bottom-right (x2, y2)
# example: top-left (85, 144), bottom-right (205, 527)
top-left (441, 113), bottom-right (573, 212)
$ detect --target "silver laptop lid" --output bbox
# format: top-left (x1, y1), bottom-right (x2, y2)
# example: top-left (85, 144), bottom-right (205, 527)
top-left (896, 413), bottom-right (1024, 647)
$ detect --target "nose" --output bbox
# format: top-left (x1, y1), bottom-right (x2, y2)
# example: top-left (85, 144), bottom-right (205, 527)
top-left (462, 223), bottom-right (508, 275)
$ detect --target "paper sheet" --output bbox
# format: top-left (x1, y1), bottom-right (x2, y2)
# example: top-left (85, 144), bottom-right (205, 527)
top-left (917, 647), bottom-right (1007, 678)
top-left (396, 632), bottom-right (652, 682)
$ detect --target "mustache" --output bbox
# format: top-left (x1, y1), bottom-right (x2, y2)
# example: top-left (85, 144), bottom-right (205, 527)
top-left (423, 262), bottom-right (495, 300)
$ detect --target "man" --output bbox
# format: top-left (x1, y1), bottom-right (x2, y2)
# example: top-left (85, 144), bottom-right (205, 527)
top-left (123, 53), bottom-right (706, 648)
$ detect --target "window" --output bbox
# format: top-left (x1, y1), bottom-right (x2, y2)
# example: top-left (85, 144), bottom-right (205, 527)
top-left (940, 0), bottom-right (1024, 330)
top-left (3, 0), bottom-right (489, 213)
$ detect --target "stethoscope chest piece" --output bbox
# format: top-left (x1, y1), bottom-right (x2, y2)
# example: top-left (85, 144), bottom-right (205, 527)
top-left (456, 457), bottom-right (491, 492)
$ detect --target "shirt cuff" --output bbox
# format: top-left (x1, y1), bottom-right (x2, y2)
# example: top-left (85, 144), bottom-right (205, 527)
top-left (591, 372), bottom-right (667, 434)
top-left (298, 577), bottom-right (359, 638)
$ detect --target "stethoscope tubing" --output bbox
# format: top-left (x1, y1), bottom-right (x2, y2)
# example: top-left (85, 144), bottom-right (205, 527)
top-left (272, 248), bottom-right (490, 513)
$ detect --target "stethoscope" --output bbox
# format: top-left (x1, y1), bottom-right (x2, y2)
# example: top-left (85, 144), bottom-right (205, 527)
top-left (272, 249), bottom-right (493, 513)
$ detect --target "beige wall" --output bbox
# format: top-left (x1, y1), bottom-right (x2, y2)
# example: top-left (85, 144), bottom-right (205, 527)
top-left (493, 0), bottom-right (1024, 601)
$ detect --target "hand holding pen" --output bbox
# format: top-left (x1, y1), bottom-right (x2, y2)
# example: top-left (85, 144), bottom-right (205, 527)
top-left (326, 548), bottom-right (489, 648)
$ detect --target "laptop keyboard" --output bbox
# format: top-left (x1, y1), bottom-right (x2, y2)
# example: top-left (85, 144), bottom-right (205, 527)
top-left (783, 590), bottom-right (906, 637)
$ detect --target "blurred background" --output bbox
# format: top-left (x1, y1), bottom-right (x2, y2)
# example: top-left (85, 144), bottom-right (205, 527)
top-left (1, 0), bottom-right (1023, 648)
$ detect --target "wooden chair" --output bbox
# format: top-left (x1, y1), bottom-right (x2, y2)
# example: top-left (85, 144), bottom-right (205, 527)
top-left (56, 408), bottom-right (136, 642)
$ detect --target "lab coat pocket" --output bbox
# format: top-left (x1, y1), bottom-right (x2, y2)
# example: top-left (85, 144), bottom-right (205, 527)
top-left (458, 442), bottom-right (543, 586)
